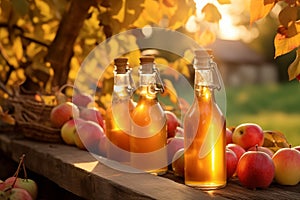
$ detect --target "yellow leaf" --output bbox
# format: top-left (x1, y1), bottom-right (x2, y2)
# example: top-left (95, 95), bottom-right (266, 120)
top-left (35, 0), bottom-right (52, 21)
top-left (195, 29), bottom-right (216, 46)
top-left (274, 30), bottom-right (300, 58)
top-left (133, 0), bottom-right (162, 26)
top-left (12, 36), bottom-right (23, 61)
top-left (217, 0), bottom-right (231, 4)
top-left (168, 0), bottom-right (196, 29)
top-left (250, 0), bottom-right (275, 25)
top-left (202, 3), bottom-right (221, 23)
top-left (288, 48), bottom-right (300, 81)
top-left (124, 50), bottom-right (141, 68)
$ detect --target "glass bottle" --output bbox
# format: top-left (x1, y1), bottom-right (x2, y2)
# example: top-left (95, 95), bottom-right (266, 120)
top-left (184, 49), bottom-right (226, 189)
top-left (130, 56), bottom-right (168, 175)
top-left (105, 57), bottom-right (135, 164)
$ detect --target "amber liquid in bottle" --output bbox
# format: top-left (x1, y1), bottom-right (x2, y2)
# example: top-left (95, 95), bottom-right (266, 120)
top-left (106, 100), bottom-right (134, 164)
top-left (130, 56), bottom-right (167, 175)
top-left (105, 58), bottom-right (134, 164)
top-left (184, 50), bottom-right (226, 189)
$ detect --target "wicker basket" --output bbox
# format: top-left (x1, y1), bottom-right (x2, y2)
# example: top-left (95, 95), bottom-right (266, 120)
top-left (10, 94), bottom-right (62, 143)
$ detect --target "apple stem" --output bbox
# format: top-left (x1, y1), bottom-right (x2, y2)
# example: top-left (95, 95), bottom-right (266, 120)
top-left (289, 144), bottom-right (292, 148)
top-left (23, 161), bottom-right (28, 180)
top-left (255, 144), bottom-right (258, 151)
top-left (12, 154), bottom-right (25, 188)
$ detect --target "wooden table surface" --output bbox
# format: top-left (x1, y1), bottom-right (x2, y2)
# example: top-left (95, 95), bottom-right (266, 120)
top-left (0, 134), bottom-right (299, 200)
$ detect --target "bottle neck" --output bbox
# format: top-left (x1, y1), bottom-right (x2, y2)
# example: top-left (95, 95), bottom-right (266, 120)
top-left (113, 72), bottom-right (132, 100)
top-left (193, 61), bottom-right (216, 101)
top-left (194, 84), bottom-right (215, 102)
top-left (193, 56), bottom-right (220, 90)
top-left (138, 73), bottom-right (157, 100)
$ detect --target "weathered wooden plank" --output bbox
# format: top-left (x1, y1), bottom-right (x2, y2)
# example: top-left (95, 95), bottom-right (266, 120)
top-left (1, 134), bottom-right (299, 200)
top-left (0, 135), bottom-right (225, 200)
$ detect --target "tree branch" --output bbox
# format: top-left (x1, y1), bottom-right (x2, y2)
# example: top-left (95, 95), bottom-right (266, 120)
top-left (45, 0), bottom-right (96, 88)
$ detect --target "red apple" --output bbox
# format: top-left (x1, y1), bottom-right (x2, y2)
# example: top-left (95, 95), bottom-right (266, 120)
top-left (4, 188), bottom-right (33, 200)
top-left (272, 147), bottom-right (300, 185)
top-left (232, 123), bottom-right (264, 150)
top-left (74, 120), bottom-right (105, 153)
top-left (237, 149), bottom-right (275, 189)
top-left (226, 148), bottom-right (238, 179)
top-left (248, 146), bottom-right (274, 158)
top-left (80, 107), bottom-right (104, 128)
top-left (72, 93), bottom-right (93, 108)
top-left (167, 137), bottom-right (184, 165)
top-left (165, 111), bottom-right (180, 138)
top-left (50, 102), bottom-right (80, 128)
top-left (5, 177), bottom-right (37, 200)
top-left (226, 128), bottom-right (233, 145)
top-left (171, 148), bottom-right (184, 177)
top-left (226, 143), bottom-right (246, 161)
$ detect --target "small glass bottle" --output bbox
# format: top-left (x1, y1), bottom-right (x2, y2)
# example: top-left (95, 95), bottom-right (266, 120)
top-left (130, 56), bottom-right (168, 175)
top-left (105, 57), bottom-right (135, 164)
top-left (184, 49), bottom-right (226, 189)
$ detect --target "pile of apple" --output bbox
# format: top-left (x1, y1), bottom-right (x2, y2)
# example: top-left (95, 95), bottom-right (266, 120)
top-left (50, 93), bottom-right (106, 156)
top-left (0, 155), bottom-right (38, 200)
top-left (167, 121), bottom-right (300, 189)
top-left (226, 123), bottom-right (300, 189)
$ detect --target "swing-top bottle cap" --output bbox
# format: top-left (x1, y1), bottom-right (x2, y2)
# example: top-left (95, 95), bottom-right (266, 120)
top-left (139, 56), bottom-right (155, 74)
top-left (194, 49), bottom-right (212, 58)
top-left (114, 57), bottom-right (128, 74)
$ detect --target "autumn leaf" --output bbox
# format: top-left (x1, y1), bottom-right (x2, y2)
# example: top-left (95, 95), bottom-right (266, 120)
top-left (202, 3), bottom-right (221, 23)
top-left (274, 22), bottom-right (300, 58)
top-left (288, 48), bottom-right (300, 81)
top-left (278, 5), bottom-right (297, 28)
top-left (217, 0), bottom-right (231, 4)
top-left (195, 29), bottom-right (216, 46)
top-left (168, 0), bottom-right (196, 29)
top-left (250, 0), bottom-right (276, 25)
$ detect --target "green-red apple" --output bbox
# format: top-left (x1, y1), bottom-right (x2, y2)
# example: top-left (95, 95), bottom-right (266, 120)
top-left (272, 147), bottom-right (300, 185)
top-left (50, 102), bottom-right (79, 128)
top-left (4, 188), bottom-right (32, 200)
top-left (232, 123), bottom-right (264, 150)
top-left (5, 177), bottom-right (37, 200)
top-left (61, 118), bottom-right (85, 145)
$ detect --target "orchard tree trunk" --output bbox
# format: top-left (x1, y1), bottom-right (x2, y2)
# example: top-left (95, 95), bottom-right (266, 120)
top-left (46, 0), bottom-right (95, 88)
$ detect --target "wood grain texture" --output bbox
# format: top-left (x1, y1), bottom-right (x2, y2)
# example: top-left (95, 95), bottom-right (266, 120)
top-left (0, 134), bottom-right (299, 200)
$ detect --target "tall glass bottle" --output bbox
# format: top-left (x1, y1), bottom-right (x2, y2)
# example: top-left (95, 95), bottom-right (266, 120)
top-left (130, 56), bottom-right (168, 175)
top-left (184, 49), bottom-right (226, 189)
top-left (105, 57), bottom-right (135, 164)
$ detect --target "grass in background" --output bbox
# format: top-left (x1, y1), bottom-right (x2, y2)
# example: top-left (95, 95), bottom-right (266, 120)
top-left (226, 81), bottom-right (300, 146)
